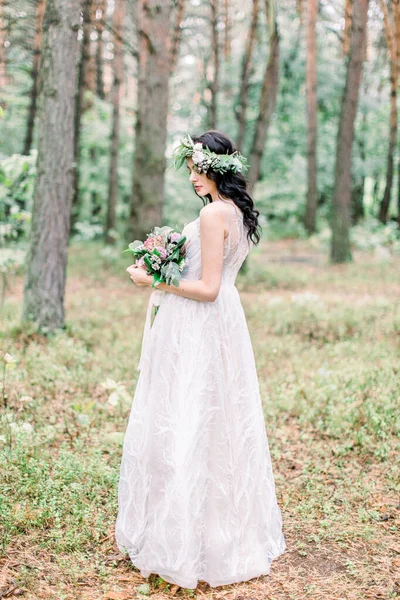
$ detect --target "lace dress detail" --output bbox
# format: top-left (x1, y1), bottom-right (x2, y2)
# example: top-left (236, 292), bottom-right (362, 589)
top-left (182, 202), bottom-right (253, 282)
top-left (115, 202), bottom-right (287, 589)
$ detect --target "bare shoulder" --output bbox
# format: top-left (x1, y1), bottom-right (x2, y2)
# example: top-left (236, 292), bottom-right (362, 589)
top-left (200, 202), bottom-right (224, 223)
top-left (200, 203), bottom-right (225, 218)
top-left (199, 203), bottom-right (228, 238)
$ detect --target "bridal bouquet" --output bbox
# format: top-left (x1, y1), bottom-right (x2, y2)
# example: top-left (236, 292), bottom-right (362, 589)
top-left (124, 226), bottom-right (187, 290)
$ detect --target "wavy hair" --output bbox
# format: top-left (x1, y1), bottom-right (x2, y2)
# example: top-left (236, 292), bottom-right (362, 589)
top-left (189, 130), bottom-right (262, 245)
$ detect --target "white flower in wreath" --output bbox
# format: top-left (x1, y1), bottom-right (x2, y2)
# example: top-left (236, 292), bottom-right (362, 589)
top-left (192, 150), bottom-right (206, 165)
top-left (230, 156), bottom-right (243, 171)
top-left (193, 142), bottom-right (203, 151)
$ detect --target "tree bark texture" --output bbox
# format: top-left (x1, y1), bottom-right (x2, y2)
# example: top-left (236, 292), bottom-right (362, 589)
top-left (247, 0), bottom-right (279, 189)
top-left (397, 156), bottom-right (400, 223)
top-left (71, 0), bottom-right (92, 229)
top-left (106, 0), bottom-right (124, 244)
top-left (128, 0), bottom-right (173, 241)
top-left (235, 0), bottom-right (259, 152)
top-left (23, 0), bottom-right (46, 156)
top-left (330, 0), bottom-right (368, 263)
top-left (209, 0), bottom-right (219, 129)
top-left (351, 84), bottom-right (367, 224)
top-left (304, 0), bottom-right (318, 233)
top-left (378, 0), bottom-right (400, 223)
top-left (223, 0), bottom-right (230, 60)
top-left (23, 0), bottom-right (80, 331)
top-left (170, 0), bottom-right (185, 75)
top-left (297, 0), bottom-right (304, 24)
top-left (96, 0), bottom-right (106, 99)
top-left (86, 0), bottom-right (97, 93)
top-left (343, 0), bottom-right (352, 55)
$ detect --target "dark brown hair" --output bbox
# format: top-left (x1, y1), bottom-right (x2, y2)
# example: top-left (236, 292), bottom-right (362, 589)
top-left (190, 129), bottom-right (262, 245)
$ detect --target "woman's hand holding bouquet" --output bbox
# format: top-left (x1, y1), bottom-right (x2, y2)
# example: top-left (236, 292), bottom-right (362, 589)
top-left (124, 226), bottom-right (188, 318)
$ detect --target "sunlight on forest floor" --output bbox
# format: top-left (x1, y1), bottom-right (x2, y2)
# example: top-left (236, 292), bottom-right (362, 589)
top-left (1, 239), bottom-right (399, 600)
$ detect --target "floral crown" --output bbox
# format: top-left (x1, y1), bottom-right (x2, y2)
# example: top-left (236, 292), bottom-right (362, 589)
top-left (171, 133), bottom-right (249, 175)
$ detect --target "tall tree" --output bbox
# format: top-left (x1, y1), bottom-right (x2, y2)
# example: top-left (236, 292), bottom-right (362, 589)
top-left (96, 0), bottom-right (106, 99)
top-left (297, 0), bottom-right (304, 24)
top-left (71, 0), bottom-right (92, 229)
top-left (304, 0), bottom-right (318, 234)
top-left (209, 0), bottom-right (220, 129)
top-left (247, 0), bottom-right (280, 189)
top-left (351, 80), bottom-right (368, 223)
top-left (86, 0), bottom-right (98, 93)
top-left (378, 0), bottom-right (400, 223)
top-left (23, 0), bottom-right (80, 331)
top-left (223, 0), bottom-right (230, 60)
top-left (23, 0), bottom-right (46, 156)
top-left (170, 0), bottom-right (185, 74)
top-left (128, 0), bottom-right (174, 241)
top-left (234, 0), bottom-right (259, 152)
top-left (105, 0), bottom-right (124, 244)
top-left (330, 0), bottom-right (368, 264)
top-left (343, 0), bottom-right (352, 55)
top-left (397, 158), bottom-right (400, 224)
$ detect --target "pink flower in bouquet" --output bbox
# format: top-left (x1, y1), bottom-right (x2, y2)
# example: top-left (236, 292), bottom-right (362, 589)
top-left (170, 232), bottom-right (182, 243)
top-left (156, 247), bottom-right (168, 259)
top-left (143, 234), bottom-right (165, 251)
top-left (135, 256), bottom-right (146, 268)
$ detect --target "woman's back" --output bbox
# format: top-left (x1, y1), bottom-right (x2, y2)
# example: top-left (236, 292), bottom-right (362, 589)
top-left (181, 201), bottom-right (253, 287)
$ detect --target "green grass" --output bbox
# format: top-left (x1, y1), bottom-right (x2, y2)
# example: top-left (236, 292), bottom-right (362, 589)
top-left (0, 239), bottom-right (399, 600)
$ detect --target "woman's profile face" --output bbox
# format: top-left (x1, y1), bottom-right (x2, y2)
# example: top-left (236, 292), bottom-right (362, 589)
top-left (186, 157), bottom-right (217, 197)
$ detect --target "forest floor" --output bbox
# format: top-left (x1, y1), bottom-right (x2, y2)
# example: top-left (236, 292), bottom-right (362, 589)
top-left (1, 238), bottom-right (399, 600)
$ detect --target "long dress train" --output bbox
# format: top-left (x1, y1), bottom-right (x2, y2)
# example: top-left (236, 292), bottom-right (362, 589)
top-left (115, 201), bottom-right (287, 589)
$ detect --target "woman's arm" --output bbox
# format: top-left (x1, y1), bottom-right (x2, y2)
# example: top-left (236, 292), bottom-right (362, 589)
top-left (127, 204), bottom-right (225, 301)
top-left (155, 204), bottom-right (225, 302)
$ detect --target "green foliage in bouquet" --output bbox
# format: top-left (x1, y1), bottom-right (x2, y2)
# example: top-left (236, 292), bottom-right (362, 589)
top-left (123, 225), bottom-right (187, 288)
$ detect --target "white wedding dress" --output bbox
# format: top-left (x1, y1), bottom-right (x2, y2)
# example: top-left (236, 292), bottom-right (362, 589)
top-left (115, 201), bottom-right (286, 589)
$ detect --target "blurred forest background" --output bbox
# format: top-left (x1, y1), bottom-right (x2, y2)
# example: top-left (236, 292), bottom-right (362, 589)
top-left (0, 0), bottom-right (400, 328)
top-left (0, 2), bottom-right (399, 599)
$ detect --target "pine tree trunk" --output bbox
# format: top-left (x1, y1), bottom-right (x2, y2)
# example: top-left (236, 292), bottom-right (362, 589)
top-left (352, 90), bottom-right (367, 224)
top-left (351, 181), bottom-right (365, 223)
top-left (170, 0), bottom-right (185, 74)
top-left (223, 0), bottom-right (230, 60)
top-left (378, 87), bottom-right (395, 225)
top-left (22, 0), bottom-right (80, 332)
top-left (297, 0), bottom-right (303, 24)
top-left (343, 0), bottom-right (352, 55)
top-left (105, 0), bottom-right (124, 244)
top-left (128, 0), bottom-right (173, 241)
top-left (86, 0), bottom-right (97, 93)
top-left (209, 0), bottom-right (219, 129)
top-left (397, 156), bottom-right (400, 224)
top-left (96, 0), bottom-right (106, 99)
top-left (378, 0), bottom-right (399, 224)
top-left (247, 0), bottom-right (279, 189)
top-left (23, 0), bottom-right (46, 156)
top-left (304, 0), bottom-right (318, 234)
top-left (71, 0), bottom-right (92, 230)
top-left (235, 0), bottom-right (259, 152)
top-left (330, 0), bottom-right (368, 264)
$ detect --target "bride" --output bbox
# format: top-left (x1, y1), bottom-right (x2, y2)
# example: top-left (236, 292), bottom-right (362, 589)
top-left (115, 130), bottom-right (287, 590)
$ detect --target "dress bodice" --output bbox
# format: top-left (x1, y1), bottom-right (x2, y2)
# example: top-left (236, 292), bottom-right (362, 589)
top-left (180, 202), bottom-right (253, 286)
top-left (136, 203), bottom-right (253, 371)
